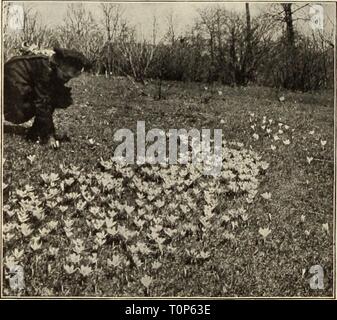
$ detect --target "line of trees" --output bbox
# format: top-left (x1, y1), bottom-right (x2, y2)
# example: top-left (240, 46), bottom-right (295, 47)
top-left (3, 3), bottom-right (334, 91)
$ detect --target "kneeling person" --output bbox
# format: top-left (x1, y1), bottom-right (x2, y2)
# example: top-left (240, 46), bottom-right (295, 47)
top-left (4, 47), bottom-right (89, 147)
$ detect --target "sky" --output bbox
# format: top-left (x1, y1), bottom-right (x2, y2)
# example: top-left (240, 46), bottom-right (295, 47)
top-left (5, 1), bottom-right (336, 40)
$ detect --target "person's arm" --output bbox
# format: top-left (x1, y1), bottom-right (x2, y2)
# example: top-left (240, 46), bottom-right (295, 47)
top-left (27, 59), bottom-right (56, 142)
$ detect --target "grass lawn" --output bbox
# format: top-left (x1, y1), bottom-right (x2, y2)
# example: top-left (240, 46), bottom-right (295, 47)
top-left (2, 74), bottom-right (334, 297)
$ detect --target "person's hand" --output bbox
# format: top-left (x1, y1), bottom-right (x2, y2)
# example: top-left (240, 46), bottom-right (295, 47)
top-left (48, 136), bottom-right (60, 149)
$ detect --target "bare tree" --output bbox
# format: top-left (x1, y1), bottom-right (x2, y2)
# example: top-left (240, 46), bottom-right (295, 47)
top-left (243, 3), bottom-right (252, 81)
top-left (165, 11), bottom-right (178, 45)
top-left (58, 4), bottom-right (104, 65)
top-left (100, 3), bottom-right (124, 76)
top-left (118, 16), bottom-right (159, 84)
top-left (101, 3), bottom-right (123, 42)
top-left (197, 7), bottom-right (219, 81)
top-left (281, 3), bottom-right (295, 47)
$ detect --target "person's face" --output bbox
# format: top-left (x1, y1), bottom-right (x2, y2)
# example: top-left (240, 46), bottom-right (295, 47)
top-left (56, 60), bottom-right (84, 83)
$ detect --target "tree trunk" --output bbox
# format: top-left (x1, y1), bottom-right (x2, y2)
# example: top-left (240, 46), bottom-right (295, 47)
top-left (243, 3), bottom-right (252, 85)
top-left (282, 3), bottom-right (296, 89)
top-left (229, 27), bottom-right (236, 86)
top-left (282, 3), bottom-right (295, 47)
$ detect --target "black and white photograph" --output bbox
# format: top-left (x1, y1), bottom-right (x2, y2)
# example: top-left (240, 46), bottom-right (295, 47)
top-left (1, 0), bottom-right (336, 298)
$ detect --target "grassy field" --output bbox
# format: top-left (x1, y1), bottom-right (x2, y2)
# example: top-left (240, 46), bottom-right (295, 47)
top-left (2, 74), bottom-right (334, 297)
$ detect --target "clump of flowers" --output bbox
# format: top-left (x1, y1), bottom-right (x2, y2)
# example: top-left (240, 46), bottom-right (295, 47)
top-left (3, 141), bottom-right (269, 296)
top-left (249, 113), bottom-right (293, 149)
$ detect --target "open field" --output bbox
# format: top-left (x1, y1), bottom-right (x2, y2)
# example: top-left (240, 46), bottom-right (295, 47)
top-left (2, 74), bottom-right (334, 297)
